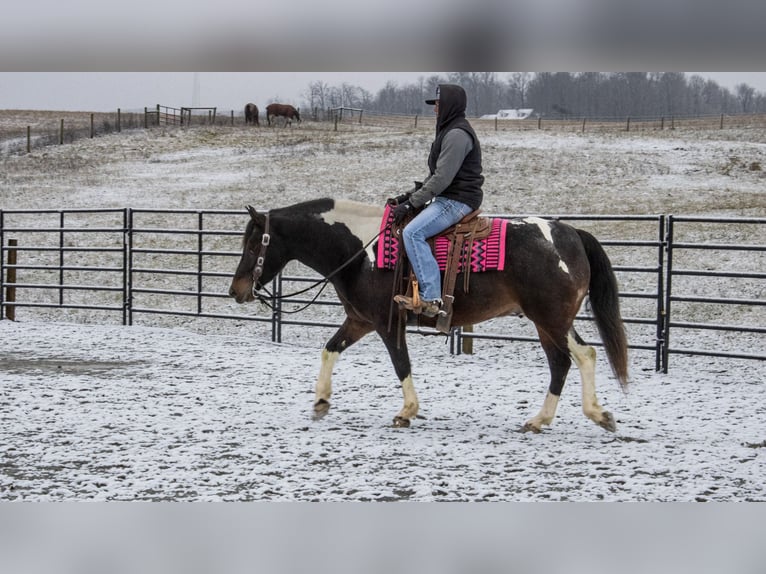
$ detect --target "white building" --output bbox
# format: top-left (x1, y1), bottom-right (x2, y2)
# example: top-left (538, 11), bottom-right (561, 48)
top-left (480, 108), bottom-right (534, 120)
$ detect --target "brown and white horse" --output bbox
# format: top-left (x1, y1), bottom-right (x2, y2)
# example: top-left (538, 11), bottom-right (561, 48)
top-left (266, 103), bottom-right (301, 126)
top-left (229, 198), bottom-right (629, 432)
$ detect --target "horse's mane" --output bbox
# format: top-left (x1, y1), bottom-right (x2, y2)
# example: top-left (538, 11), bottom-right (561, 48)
top-left (242, 198), bottom-right (383, 249)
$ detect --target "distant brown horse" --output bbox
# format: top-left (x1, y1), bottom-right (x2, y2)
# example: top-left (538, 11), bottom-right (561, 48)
top-left (229, 198), bottom-right (629, 432)
top-left (266, 103), bottom-right (301, 126)
top-left (244, 103), bottom-right (259, 126)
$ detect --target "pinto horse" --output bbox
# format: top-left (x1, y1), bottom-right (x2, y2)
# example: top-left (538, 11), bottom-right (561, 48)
top-left (229, 199), bottom-right (629, 432)
top-left (266, 103), bottom-right (301, 126)
top-left (244, 103), bottom-right (259, 126)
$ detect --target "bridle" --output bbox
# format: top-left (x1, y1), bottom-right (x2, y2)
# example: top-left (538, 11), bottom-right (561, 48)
top-left (247, 212), bottom-right (386, 313)
top-left (250, 213), bottom-right (271, 298)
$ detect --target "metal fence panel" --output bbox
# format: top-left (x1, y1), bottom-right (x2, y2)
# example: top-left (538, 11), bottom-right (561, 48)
top-left (2, 209), bottom-right (764, 371)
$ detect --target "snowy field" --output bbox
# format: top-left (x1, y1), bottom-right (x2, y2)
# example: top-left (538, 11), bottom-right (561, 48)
top-left (1, 320), bottom-right (764, 501)
top-left (1, 116), bottom-right (764, 501)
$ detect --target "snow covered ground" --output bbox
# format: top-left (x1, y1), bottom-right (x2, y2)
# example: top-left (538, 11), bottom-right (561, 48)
top-left (1, 117), bottom-right (764, 501)
top-left (1, 319), bottom-right (764, 501)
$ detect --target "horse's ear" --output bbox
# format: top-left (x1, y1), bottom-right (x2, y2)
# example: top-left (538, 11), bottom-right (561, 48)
top-left (246, 205), bottom-right (265, 224)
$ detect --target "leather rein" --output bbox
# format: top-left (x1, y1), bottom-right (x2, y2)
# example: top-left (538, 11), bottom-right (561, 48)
top-left (250, 212), bottom-right (385, 314)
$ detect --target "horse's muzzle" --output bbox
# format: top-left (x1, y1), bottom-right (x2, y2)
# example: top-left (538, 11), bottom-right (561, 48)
top-left (228, 280), bottom-right (255, 304)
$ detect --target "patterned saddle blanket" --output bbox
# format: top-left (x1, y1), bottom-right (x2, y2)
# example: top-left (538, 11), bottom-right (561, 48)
top-left (375, 204), bottom-right (508, 272)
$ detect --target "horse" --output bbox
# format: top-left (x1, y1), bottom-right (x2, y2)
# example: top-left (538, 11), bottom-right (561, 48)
top-left (228, 198), bottom-right (629, 432)
top-left (244, 103), bottom-right (259, 126)
top-left (266, 103), bottom-right (301, 126)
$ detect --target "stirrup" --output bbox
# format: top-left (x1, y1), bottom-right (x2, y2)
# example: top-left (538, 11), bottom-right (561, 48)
top-left (393, 294), bottom-right (444, 318)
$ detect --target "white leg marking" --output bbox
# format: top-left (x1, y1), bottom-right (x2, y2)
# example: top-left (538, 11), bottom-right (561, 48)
top-left (567, 333), bottom-right (603, 424)
top-left (315, 349), bottom-right (339, 404)
top-left (525, 391), bottom-right (560, 431)
top-left (397, 374), bottom-right (419, 421)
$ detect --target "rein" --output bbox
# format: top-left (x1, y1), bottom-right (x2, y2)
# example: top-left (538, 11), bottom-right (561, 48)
top-left (251, 213), bottom-right (385, 313)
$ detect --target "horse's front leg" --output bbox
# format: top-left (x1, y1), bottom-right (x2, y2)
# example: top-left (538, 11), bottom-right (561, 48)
top-left (314, 318), bottom-right (373, 418)
top-left (379, 327), bottom-right (418, 427)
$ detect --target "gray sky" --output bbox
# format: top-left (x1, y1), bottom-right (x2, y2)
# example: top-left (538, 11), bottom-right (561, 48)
top-left (1, 72), bottom-right (764, 113)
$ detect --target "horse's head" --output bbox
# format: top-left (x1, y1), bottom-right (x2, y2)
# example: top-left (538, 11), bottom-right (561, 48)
top-left (228, 205), bottom-right (283, 304)
top-left (293, 107), bottom-right (301, 123)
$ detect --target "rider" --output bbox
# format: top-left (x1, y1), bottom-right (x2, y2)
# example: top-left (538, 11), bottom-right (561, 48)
top-left (389, 83), bottom-right (484, 317)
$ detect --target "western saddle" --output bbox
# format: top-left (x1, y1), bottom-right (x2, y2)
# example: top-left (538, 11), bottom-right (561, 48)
top-left (392, 209), bottom-right (492, 334)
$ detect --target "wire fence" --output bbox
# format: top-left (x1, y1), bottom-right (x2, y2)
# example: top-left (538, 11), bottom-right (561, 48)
top-left (3, 108), bottom-right (766, 157)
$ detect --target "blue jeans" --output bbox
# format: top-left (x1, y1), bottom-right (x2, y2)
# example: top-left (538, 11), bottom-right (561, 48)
top-left (402, 197), bottom-right (474, 301)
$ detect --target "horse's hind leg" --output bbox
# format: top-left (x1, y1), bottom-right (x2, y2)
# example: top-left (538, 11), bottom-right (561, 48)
top-left (567, 329), bottom-right (616, 432)
top-left (314, 317), bottom-right (373, 417)
top-left (522, 331), bottom-right (571, 433)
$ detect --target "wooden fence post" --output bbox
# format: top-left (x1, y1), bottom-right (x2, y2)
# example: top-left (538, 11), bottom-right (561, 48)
top-left (59, 119), bottom-right (64, 144)
top-left (5, 239), bottom-right (17, 321)
top-left (27, 126), bottom-right (30, 153)
top-left (90, 113), bottom-right (95, 138)
top-left (626, 117), bottom-right (631, 132)
top-left (720, 114), bottom-right (724, 129)
top-left (117, 108), bottom-right (121, 133)
top-left (462, 324), bottom-right (473, 354)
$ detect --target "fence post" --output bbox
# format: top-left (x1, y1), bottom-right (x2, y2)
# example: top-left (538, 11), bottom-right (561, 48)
top-left (720, 114), bottom-right (724, 129)
top-left (4, 239), bottom-right (17, 321)
top-left (414, 115), bottom-right (418, 129)
top-left (626, 117), bottom-right (631, 132)
top-left (58, 212), bottom-right (65, 306)
top-left (125, 208), bottom-right (133, 326)
top-left (117, 108), bottom-right (121, 133)
top-left (662, 215), bottom-right (675, 373)
top-left (462, 324), bottom-right (474, 354)
top-left (90, 113), bottom-right (95, 138)
top-left (27, 126), bottom-right (31, 153)
top-left (197, 212), bottom-right (204, 315)
top-left (655, 214), bottom-right (666, 372)
top-left (582, 117), bottom-right (586, 133)
top-left (537, 116), bottom-right (542, 129)
top-left (59, 119), bottom-right (64, 144)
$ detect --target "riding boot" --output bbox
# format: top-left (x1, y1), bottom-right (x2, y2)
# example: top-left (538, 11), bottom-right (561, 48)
top-left (393, 294), bottom-right (445, 318)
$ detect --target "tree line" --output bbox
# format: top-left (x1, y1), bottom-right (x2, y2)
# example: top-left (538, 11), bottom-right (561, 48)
top-left (302, 72), bottom-right (766, 120)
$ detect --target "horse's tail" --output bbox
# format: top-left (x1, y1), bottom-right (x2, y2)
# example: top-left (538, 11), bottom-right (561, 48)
top-left (576, 228), bottom-right (629, 390)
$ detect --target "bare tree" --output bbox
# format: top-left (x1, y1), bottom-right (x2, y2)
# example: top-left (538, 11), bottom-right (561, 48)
top-left (736, 83), bottom-right (756, 113)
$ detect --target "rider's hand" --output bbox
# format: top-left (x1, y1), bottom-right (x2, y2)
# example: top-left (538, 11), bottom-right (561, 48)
top-left (387, 192), bottom-right (411, 206)
top-left (393, 201), bottom-right (412, 224)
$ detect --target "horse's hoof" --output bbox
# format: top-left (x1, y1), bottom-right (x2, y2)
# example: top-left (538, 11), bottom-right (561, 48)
top-left (519, 422), bottom-right (542, 434)
top-left (598, 411), bottom-right (617, 433)
top-left (313, 399), bottom-right (330, 420)
top-left (392, 416), bottom-right (410, 428)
